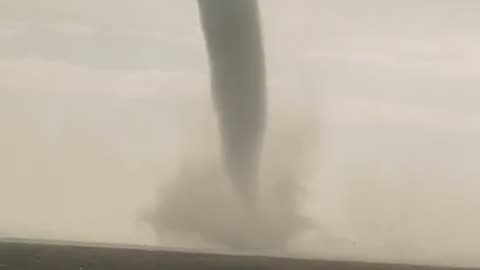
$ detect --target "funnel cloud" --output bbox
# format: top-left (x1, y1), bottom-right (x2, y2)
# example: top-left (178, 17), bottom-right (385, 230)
top-left (198, 0), bottom-right (267, 207)
top-left (147, 0), bottom-right (316, 251)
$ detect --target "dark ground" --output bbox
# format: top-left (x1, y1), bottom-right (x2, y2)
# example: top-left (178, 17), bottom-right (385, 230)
top-left (0, 239), bottom-right (477, 270)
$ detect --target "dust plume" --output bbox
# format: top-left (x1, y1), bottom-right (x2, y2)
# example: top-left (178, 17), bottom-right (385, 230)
top-left (145, 88), bottom-right (320, 252)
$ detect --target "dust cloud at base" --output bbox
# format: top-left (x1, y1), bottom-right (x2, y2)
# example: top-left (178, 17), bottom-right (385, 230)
top-left (145, 91), bottom-right (320, 252)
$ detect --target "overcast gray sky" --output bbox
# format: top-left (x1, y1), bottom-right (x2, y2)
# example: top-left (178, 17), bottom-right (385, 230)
top-left (1, 0), bottom-right (480, 267)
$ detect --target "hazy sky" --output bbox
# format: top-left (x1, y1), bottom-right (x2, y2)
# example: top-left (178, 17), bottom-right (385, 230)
top-left (1, 0), bottom-right (480, 267)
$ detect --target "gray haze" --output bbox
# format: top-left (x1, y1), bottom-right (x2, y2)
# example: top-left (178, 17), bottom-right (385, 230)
top-left (1, 0), bottom-right (480, 267)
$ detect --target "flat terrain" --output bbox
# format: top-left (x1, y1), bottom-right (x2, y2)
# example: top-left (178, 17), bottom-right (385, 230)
top-left (0, 239), bottom-right (477, 270)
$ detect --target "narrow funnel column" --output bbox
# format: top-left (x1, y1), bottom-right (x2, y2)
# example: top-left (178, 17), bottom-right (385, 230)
top-left (198, 0), bottom-right (267, 207)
